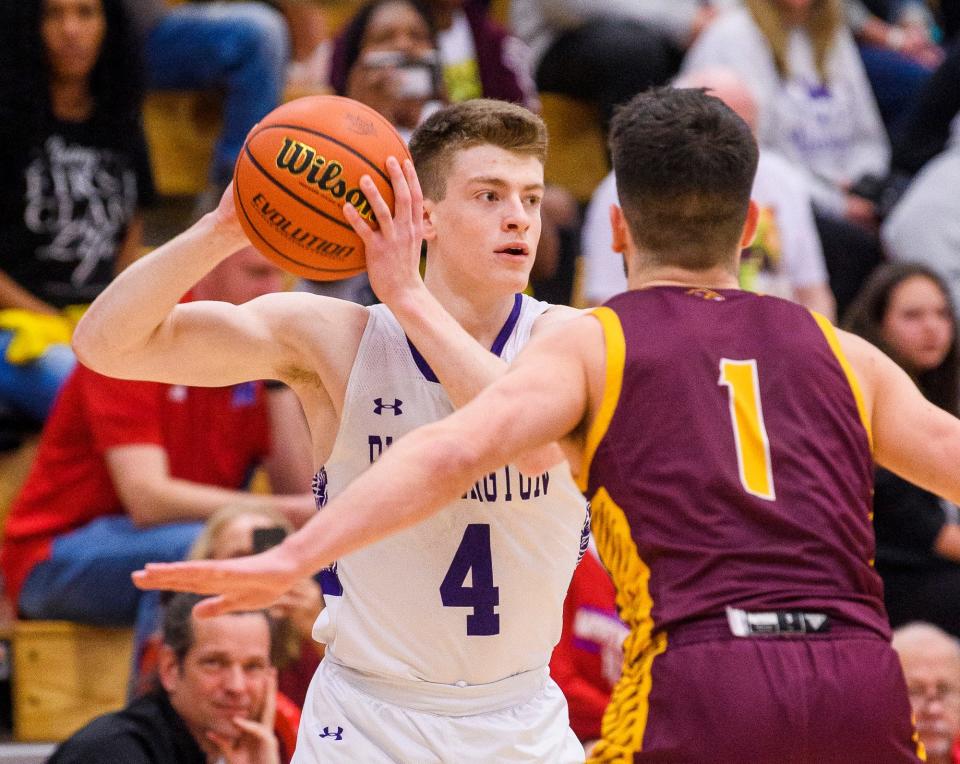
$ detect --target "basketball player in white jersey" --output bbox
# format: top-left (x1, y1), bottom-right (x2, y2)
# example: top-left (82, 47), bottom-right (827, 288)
top-left (75, 99), bottom-right (588, 762)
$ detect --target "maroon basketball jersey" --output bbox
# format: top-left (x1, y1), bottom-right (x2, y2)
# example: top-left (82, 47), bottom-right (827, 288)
top-left (580, 286), bottom-right (888, 652)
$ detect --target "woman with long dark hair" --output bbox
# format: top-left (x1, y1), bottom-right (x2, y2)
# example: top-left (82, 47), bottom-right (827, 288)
top-left (845, 262), bottom-right (960, 635)
top-left (0, 0), bottom-right (153, 421)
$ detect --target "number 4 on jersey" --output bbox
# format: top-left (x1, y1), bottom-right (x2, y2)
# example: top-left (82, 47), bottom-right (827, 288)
top-left (440, 524), bottom-right (500, 635)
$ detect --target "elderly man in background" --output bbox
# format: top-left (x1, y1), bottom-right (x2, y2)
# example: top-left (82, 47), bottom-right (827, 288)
top-left (893, 622), bottom-right (960, 764)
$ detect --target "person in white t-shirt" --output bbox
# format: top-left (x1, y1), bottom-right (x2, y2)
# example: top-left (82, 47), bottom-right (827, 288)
top-left (681, 0), bottom-right (888, 315)
top-left (582, 68), bottom-right (835, 319)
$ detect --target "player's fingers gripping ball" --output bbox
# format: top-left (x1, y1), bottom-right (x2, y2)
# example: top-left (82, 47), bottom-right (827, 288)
top-left (233, 95), bottom-right (412, 281)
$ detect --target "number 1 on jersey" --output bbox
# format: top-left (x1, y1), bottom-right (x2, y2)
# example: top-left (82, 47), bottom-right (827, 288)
top-left (718, 359), bottom-right (776, 501)
top-left (440, 524), bottom-right (500, 635)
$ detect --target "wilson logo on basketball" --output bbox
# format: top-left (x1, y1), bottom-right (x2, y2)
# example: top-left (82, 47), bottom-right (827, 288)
top-left (275, 137), bottom-right (375, 222)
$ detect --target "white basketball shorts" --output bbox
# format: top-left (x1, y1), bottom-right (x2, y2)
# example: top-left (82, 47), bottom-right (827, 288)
top-left (292, 659), bottom-right (585, 763)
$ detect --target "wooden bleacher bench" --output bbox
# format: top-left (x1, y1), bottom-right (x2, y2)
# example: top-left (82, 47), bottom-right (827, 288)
top-left (0, 438), bottom-right (38, 539)
top-left (12, 621), bottom-right (132, 742)
top-left (143, 90), bottom-right (222, 198)
top-left (540, 93), bottom-right (609, 204)
top-left (142, 1), bottom-right (364, 198)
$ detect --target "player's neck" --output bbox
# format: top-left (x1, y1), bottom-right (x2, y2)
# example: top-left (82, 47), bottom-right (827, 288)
top-left (627, 262), bottom-right (741, 292)
top-left (425, 271), bottom-right (519, 346)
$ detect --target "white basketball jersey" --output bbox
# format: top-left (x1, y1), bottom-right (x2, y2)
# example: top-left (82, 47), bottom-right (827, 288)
top-left (313, 294), bottom-right (589, 685)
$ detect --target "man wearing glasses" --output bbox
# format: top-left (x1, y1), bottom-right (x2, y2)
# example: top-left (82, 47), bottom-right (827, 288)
top-left (893, 622), bottom-right (960, 764)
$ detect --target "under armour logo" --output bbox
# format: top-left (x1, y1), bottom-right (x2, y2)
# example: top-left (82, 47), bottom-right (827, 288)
top-left (318, 726), bottom-right (344, 741)
top-left (374, 398), bottom-right (403, 415)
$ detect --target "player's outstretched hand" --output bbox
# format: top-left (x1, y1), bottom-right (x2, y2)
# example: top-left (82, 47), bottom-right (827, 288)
top-left (269, 576), bottom-right (324, 641)
top-left (131, 547), bottom-right (301, 618)
top-left (343, 155), bottom-right (425, 306)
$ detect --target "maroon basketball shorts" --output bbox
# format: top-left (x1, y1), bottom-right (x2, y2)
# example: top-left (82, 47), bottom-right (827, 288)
top-left (594, 621), bottom-right (922, 763)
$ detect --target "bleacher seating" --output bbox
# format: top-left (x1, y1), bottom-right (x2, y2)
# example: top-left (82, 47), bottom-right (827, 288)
top-left (11, 621), bottom-right (131, 743)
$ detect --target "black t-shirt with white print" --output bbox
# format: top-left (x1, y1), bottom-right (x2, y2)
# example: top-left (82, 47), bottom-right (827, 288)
top-left (0, 110), bottom-right (154, 308)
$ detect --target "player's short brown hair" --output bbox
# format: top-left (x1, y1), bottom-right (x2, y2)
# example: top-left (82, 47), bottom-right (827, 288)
top-left (410, 99), bottom-right (547, 201)
top-left (610, 87), bottom-right (759, 271)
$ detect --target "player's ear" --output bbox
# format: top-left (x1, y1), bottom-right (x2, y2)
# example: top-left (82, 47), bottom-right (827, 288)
top-left (422, 199), bottom-right (438, 242)
top-left (610, 204), bottom-right (630, 253)
top-left (740, 200), bottom-right (760, 249)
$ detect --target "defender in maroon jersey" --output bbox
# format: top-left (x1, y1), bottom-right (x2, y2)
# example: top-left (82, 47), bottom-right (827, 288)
top-left (132, 89), bottom-right (960, 762)
top-left (582, 285), bottom-right (917, 762)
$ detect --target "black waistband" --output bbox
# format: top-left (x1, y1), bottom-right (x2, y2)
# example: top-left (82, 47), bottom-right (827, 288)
top-left (665, 610), bottom-right (885, 647)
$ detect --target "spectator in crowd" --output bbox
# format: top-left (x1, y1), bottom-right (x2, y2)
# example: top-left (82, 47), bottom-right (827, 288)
top-left (846, 0), bottom-right (941, 67)
top-left (135, 505), bottom-right (323, 709)
top-left (510, 0), bottom-right (722, 130)
top-left (883, 143), bottom-right (960, 316)
top-left (49, 593), bottom-right (281, 764)
top-left (891, 42), bottom-right (960, 177)
top-left (0, 0), bottom-right (153, 422)
top-left (845, 0), bottom-right (941, 130)
top-left (683, 0), bottom-right (890, 315)
top-left (122, 0), bottom-right (289, 211)
top-left (582, 69), bottom-right (835, 319)
top-left (549, 537), bottom-right (626, 758)
top-left (420, 0), bottom-right (578, 302)
top-left (423, 0), bottom-right (538, 108)
top-left (324, 0), bottom-right (576, 304)
top-left (892, 621), bottom-right (960, 764)
top-left (0, 246), bottom-right (314, 636)
top-left (844, 262), bottom-right (960, 636)
top-left (314, 0), bottom-right (445, 307)
top-left (329, 0), bottom-right (444, 140)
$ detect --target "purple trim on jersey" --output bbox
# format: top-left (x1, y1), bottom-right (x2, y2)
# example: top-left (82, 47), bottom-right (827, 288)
top-left (407, 339), bottom-right (440, 382)
top-left (406, 293), bottom-right (524, 382)
top-left (490, 293), bottom-right (524, 356)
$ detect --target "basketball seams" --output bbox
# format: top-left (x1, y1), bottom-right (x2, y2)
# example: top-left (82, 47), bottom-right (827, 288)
top-left (235, 165), bottom-right (364, 277)
top-left (243, 143), bottom-right (356, 234)
top-left (234, 95), bottom-right (408, 281)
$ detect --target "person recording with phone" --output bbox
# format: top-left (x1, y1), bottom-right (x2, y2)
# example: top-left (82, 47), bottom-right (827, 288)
top-left (296, 0), bottom-right (445, 307)
top-left (134, 505), bottom-right (324, 710)
top-left (323, 0), bottom-right (579, 306)
top-left (331, 0), bottom-right (445, 137)
top-left (192, 507), bottom-right (324, 710)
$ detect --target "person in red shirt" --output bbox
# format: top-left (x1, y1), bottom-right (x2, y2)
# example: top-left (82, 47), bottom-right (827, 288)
top-left (0, 246), bottom-right (314, 629)
top-left (550, 539), bottom-right (627, 755)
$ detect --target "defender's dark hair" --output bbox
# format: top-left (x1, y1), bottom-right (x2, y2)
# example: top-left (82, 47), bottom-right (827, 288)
top-left (409, 98), bottom-right (547, 200)
top-left (161, 593), bottom-right (281, 667)
top-left (1, 0), bottom-right (144, 146)
top-left (609, 86), bottom-right (759, 271)
top-left (843, 262), bottom-right (959, 415)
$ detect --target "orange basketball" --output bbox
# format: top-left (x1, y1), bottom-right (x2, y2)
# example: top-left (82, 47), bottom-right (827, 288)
top-left (233, 95), bottom-right (412, 281)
